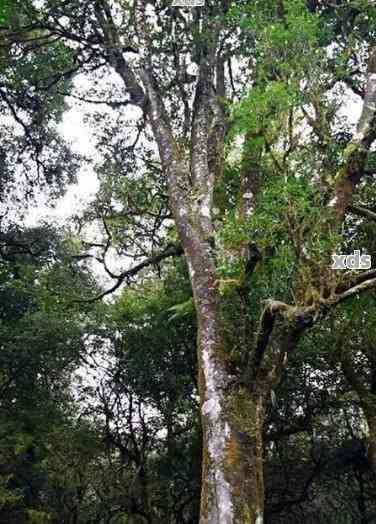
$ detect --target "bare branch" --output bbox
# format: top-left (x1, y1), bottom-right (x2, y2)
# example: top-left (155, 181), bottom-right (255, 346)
top-left (76, 244), bottom-right (183, 303)
top-left (349, 204), bottom-right (376, 222)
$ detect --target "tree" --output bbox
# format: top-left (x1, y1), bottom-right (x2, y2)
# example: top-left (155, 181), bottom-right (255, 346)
top-left (0, 0), bottom-right (80, 211)
top-left (0, 224), bottom-right (99, 522)
top-left (264, 319), bottom-right (376, 523)
top-left (85, 264), bottom-right (201, 523)
top-left (3, 1), bottom-right (376, 522)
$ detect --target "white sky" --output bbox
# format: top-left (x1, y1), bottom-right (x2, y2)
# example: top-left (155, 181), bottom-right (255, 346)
top-left (25, 103), bottom-right (99, 226)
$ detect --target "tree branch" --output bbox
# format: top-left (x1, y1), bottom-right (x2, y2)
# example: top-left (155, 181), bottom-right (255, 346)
top-left (245, 270), bottom-right (376, 390)
top-left (332, 46), bottom-right (376, 217)
top-left (76, 244), bottom-right (183, 303)
top-left (94, 0), bottom-right (146, 108)
top-left (349, 204), bottom-right (376, 222)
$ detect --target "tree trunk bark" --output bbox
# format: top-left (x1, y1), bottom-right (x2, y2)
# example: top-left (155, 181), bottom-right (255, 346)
top-left (167, 220), bottom-right (263, 524)
top-left (188, 251), bottom-right (265, 524)
top-left (134, 36), bottom-right (268, 520)
top-left (198, 327), bottom-right (265, 523)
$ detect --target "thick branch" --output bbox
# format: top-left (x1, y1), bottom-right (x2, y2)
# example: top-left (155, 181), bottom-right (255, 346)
top-left (134, 0), bottom-right (191, 239)
top-left (332, 46), bottom-right (376, 217)
top-left (349, 204), bottom-right (376, 222)
top-left (245, 272), bottom-right (376, 389)
top-left (336, 269), bottom-right (376, 294)
top-left (190, 9), bottom-right (221, 238)
top-left (95, 0), bottom-right (146, 107)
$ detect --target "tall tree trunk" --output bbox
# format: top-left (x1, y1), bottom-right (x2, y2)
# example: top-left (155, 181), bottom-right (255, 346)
top-left (111, 4), bottom-right (271, 520)
top-left (199, 357), bottom-right (265, 524)
top-left (115, 5), bottom-right (322, 520)
top-left (182, 233), bottom-right (266, 523)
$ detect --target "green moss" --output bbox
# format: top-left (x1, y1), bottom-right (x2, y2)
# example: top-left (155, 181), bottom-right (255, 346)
top-left (226, 387), bottom-right (259, 436)
top-left (223, 387), bottom-right (264, 522)
top-left (334, 165), bottom-right (348, 183)
top-left (343, 142), bottom-right (359, 158)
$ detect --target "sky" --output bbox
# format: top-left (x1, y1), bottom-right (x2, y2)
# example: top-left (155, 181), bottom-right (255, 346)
top-left (25, 97), bottom-right (100, 227)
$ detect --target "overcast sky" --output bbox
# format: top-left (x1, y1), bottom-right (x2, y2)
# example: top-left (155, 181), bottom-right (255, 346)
top-left (25, 103), bottom-right (99, 226)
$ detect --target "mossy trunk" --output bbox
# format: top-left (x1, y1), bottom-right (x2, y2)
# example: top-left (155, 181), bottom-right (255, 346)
top-left (198, 319), bottom-right (265, 524)
top-left (176, 227), bottom-right (266, 523)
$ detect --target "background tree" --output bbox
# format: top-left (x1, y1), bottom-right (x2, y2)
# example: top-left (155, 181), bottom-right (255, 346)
top-left (0, 224), bottom-right (100, 522)
top-left (79, 259), bottom-right (201, 524)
